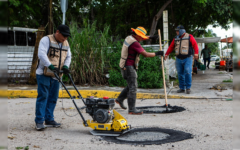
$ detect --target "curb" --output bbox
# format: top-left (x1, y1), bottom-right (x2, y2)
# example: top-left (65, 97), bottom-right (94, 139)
top-left (7, 90), bottom-right (206, 99)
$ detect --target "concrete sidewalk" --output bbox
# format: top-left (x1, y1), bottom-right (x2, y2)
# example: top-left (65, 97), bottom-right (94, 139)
top-left (8, 66), bottom-right (233, 99)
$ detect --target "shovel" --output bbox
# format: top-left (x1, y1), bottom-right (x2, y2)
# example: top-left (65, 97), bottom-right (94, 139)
top-left (158, 29), bottom-right (168, 111)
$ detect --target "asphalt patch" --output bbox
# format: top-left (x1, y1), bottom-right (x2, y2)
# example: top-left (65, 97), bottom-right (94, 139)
top-left (102, 127), bottom-right (193, 145)
top-left (136, 104), bottom-right (186, 113)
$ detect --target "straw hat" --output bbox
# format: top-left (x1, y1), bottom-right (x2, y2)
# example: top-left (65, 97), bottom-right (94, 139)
top-left (131, 27), bottom-right (149, 40)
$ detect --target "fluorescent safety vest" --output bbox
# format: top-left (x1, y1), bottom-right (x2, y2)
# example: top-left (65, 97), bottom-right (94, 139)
top-left (43, 34), bottom-right (69, 77)
top-left (174, 33), bottom-right (193, 56)
top-left (119, 35), bottom-right (140, 69)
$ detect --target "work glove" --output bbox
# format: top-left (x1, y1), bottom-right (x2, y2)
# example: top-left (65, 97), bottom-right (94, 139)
top-left (62, 65), bottom-right (70, 74)
top-left (48, 64), bottom-right (59, 73)
top-left (149, 35), bottom-right (159, 40)
top-left (155, 51), bottom-right (164, 56)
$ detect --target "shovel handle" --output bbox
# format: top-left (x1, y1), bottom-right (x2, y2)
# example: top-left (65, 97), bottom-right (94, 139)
top-left (158, 29), bottom-right (168, 106)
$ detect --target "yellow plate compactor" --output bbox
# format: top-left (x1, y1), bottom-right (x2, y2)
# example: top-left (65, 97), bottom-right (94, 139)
top-left (54, 71), bottom-right (131, 137)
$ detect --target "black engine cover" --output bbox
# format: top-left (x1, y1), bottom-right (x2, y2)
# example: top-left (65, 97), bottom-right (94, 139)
top-left (93, 109), bottom-right (111, 123)
top-left (85, 98), bottom-right (115, 123)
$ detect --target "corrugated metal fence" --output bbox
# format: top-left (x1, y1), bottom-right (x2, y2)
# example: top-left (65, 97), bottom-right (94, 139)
top-left (8, 27), bottom-right (37, 82)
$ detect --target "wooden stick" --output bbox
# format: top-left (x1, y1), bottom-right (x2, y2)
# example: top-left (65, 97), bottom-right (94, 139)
top-left (158, 29), bottom-right (168, 107)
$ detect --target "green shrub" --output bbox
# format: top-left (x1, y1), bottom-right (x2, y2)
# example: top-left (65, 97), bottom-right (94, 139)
top-left (223, 79), bottom-right (233, 82)
top-left (68, 20), bottom-right (164, 88)
top-left (69, 20), bottom-right (114, 85)
top-left (107, 40), bottom-right (126, 87)
top-left (108, 69), bottom-right (127, 87)
top-left (137, 48), bottom-right (163, 88)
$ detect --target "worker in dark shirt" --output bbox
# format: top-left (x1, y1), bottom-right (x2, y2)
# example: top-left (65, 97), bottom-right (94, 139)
top-left (164, 25), bottom-right (199, 94)
top-left (200, 45), bottom-right (211, 69)
top-left (116, 26), bottom-right (164, 115)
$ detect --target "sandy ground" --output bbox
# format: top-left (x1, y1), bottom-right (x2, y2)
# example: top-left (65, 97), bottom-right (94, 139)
top-left (8, 97), bottom-right (233, 150)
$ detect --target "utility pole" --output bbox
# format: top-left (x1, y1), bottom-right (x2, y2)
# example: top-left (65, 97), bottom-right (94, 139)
top-left (61, 0), bottom-right (68, 25)
top-left (226, 35), bottom-right (229, 57)
top-left (163, 10), bottom-right (170, 87)
top-left (48, 0), bottom-right (53, 34)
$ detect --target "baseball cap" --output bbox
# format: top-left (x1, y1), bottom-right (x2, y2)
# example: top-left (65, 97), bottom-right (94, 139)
top-left (175, 25), bottom-right (185, 30)
top-left (57, 25), bottom-right (71, 37)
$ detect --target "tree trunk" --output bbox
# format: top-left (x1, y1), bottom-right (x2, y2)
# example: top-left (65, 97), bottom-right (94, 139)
top-left (147, 0), bottom-right (173, 44)
top-left (28, 27), bottom-right (45, 84)
top-left (48, 0), bottom-right (53, 34)
top-left (145, 1), bottom-right (151, 25)
top-left (89, 0), bottom-right (95, 21)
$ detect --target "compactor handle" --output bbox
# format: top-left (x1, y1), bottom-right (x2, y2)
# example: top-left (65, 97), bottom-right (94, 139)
top-left (53, 71), bottom-right (88, 126)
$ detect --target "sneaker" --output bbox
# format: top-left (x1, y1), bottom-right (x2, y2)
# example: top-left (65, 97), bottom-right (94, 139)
top-left (45, 120), bottom-right (61, 127)
top-left (186, 89), bottom-right (191, 94)
top-left (177, 89), bottom-right (185, 93)
top-left (35, 123), bottom-right (46, 131)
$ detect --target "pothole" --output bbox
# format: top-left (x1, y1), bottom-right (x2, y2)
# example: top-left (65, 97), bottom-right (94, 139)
top-left (117, 131), bottom-right (170, 141)
top-left (136, 104), bottom-right (186, 113)
top-left (102, 127), bottom-right (193, 145)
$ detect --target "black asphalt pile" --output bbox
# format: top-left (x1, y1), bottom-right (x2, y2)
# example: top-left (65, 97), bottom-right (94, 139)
top-left (136, 104), bottom-right (186, 113)
top-left (102, 127), bottom-right (193, 145)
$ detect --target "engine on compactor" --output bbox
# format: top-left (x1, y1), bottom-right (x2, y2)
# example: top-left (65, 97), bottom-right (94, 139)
top-left (85, 97), bottom-right (115, 123)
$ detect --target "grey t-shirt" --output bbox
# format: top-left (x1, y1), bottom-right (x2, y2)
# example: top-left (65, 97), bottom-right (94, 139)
top-left (36, 36), bottom-right (71, 75)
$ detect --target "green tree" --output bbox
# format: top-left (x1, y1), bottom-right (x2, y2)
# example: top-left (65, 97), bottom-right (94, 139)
top-left (222, 43), bottom-right (232, 50)
top-left (9, 0), bottom-right (46, 27)
top-left (203, 29), bottom-right (219, 55)
top-left (233, 1), bottom-right (240, 25)
top-left (90, 0), bottom-right (232, 44)
top-left (9, 0), bottom-right (232, 40)
top-left (167, 0), bottom-right (232, 43)
top-left (8, 0), bottom-right (89, 30)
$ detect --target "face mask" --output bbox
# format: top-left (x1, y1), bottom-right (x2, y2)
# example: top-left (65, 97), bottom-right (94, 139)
top-left (179, 29), bottom-right (186, 36)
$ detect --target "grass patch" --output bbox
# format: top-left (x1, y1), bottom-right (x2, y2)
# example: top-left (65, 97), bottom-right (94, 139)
top-left (218, 72), bottom-right (224, 74)
top-left (0, 147), bottom-right (7, 149)
top-left (15, 146), bottom-right (29, 150)
top-left (223, 79), bottom-right (233, 82)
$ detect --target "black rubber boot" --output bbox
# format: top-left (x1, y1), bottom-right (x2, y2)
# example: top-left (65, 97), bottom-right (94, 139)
top-left (128, 98), bottom-right (143, 115)
top-left (115, 99), bottom-right (127, 110)
top-left (177, 89), bottom-right (185, 93)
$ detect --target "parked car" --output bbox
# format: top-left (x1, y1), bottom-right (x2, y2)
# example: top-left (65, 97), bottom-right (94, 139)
top-left (211, 55), bottom-right (220, 61)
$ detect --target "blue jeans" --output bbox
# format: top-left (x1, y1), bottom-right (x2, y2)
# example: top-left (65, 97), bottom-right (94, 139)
top-left (176, 56), bottom-right (193, 90)
top-left (35, 74), bottom-right (59, 124)
top-left (204, 57), bottom-right (210, 67)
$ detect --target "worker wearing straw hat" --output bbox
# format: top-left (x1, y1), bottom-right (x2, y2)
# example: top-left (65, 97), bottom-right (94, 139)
top-left (116, 26), bottom-right (164, 115)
